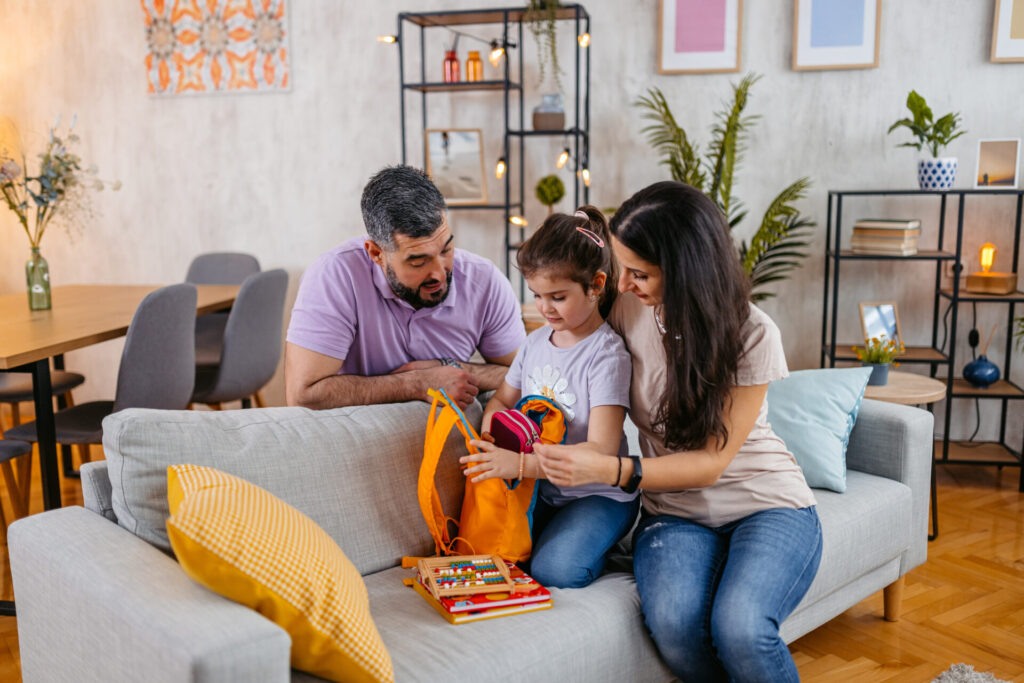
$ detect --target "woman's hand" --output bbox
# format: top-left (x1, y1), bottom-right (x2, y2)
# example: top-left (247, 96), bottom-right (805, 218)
top-left (462, 440), bottom-right (521, 483)
top-left (533, 443), bottom-right (618, 488)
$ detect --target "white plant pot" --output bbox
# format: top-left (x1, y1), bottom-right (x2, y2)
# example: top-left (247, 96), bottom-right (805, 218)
top-left (918, 157), bottom-right (957, 190)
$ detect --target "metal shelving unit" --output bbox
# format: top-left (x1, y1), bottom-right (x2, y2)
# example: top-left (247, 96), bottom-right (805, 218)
top-left (821, 188), bottom-right (1024, 494)
top-left (395, 5), bottom-right (591, 297)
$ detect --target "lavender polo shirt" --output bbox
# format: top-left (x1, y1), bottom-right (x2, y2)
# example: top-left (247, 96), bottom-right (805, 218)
top-left (286, 236), bottom-right (526, 376)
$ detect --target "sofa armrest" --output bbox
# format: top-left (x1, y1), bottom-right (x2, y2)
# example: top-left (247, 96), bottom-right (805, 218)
top-left (10, 506), bottom-right (291, 683)
top-left (845, 398), bottom-right (934, 573)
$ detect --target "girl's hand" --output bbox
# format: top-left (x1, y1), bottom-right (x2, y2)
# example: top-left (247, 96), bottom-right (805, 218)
top-left (533, 443), bottom-right (618, 488)
top-left (462, 440), bottom-right (521, 483)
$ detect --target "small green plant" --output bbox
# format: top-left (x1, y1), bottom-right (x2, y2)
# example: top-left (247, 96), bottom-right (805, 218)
top-left (853, 337), bottom-right (905, 365)
top-left (525, 0), bottom-right (562, 91)
top-left (535, 174), bottom-right (565, 215)
top-left (1015, 316), bottom-right (1024, 351)
top-left (887, 90), bottom-right (966, 158)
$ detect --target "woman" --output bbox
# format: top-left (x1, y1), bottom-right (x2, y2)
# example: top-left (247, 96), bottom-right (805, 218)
top-left (533, 181), bottom-right (821, 682)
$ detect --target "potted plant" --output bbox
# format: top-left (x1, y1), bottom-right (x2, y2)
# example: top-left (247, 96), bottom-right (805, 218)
top-left (535, 174), bottom-right (565, 216)
top-left (887, 90), bottom-right (966, 190)
top-left (853, 337), bottom-right (905, 386)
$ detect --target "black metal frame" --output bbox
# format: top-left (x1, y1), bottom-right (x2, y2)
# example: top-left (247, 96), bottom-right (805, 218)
top-left (821, 188), bottom-right (1024, 539)
top-left (395, 5), bottom-right (591, 300)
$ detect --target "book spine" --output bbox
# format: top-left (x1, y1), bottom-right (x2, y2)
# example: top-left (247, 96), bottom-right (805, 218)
top-left (854, 219), bottom-right (921, 229)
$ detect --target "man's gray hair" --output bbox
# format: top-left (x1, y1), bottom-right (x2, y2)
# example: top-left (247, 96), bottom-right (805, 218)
top-left (360, 165), bottom-right (447, 250)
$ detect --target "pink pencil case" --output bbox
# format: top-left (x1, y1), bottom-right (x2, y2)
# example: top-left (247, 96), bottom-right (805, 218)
top-left (490, 409), bottom-right (541, 453)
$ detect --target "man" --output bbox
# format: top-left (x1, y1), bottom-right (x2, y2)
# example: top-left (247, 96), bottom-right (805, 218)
top-left (285, 165), bottom-right (525, 409)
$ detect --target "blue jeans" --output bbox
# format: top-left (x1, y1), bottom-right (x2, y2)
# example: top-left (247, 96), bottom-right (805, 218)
top-left (528, 494), bottom-right (640, 589)
top-left (633, 507), bottom-right (822, 682)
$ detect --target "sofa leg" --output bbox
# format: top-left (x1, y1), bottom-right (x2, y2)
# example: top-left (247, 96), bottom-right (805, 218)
top-left (883, 575), bottom-right (905, 621)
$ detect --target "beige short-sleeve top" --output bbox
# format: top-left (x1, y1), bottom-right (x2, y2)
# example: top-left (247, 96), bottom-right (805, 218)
top-left (608, 292), bottom-right (816, 527)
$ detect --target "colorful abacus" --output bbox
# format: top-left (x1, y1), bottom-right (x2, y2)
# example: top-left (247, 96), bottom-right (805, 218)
top-left (418, 554), bottom-right (516, 600)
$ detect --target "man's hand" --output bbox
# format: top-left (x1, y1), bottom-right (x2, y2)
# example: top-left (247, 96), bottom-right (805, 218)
top-left (390, 362), bottom-right (479, 408)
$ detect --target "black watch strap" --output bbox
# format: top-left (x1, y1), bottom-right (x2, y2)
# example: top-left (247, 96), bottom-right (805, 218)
top-left (620, 455), bottom-right (643, 494)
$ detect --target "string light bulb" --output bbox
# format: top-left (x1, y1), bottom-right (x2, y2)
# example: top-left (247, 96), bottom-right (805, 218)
top-left (577, 33), bottom-right (591, 48)
top-left (509, 215), bottom-right (528, 226)
top-left (489, 40), bottom-right (505, 66)
top-left (556, 147), bottom-right (570, 169)
top-left (495, 157), bottom-right (507, 179)
top-left (376, 35), bottom-right (397, 44)
top-left (580, 168), bottom-right (591, 187)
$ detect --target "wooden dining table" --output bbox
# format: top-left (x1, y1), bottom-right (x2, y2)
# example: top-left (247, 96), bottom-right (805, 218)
top-left (0, 284), bottom-right (240, 512)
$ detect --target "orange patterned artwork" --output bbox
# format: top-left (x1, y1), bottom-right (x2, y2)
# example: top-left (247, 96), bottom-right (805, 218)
top-left (142, 0), bottom-right (289, 95)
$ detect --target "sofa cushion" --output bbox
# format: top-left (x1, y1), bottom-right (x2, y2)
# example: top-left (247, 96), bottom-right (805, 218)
top-left (166, 464), bottom-right (394, 683)
top-left (800, 469), bottom-right (912, 606)
top-left (766, 367), bottom-right (872, 492)
top-left (102, 402), bottom-right (477, 575)
top-left (365, 568), bottom-right (672, 682)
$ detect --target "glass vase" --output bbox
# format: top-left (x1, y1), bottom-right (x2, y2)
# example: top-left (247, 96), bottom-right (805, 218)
top-left (25, 246), bottom-right (51, 310)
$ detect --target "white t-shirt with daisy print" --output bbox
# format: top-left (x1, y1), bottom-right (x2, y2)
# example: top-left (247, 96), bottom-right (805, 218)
top-left (505, 322), bottom-right (636, 505)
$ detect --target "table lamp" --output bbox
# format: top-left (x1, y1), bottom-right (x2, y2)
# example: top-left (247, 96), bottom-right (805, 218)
top-left (965, 242), bottom-right (1017, 295)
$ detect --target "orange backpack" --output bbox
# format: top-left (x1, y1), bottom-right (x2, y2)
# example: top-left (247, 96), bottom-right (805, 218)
top-left (417, 388), bottom-right (565, 563)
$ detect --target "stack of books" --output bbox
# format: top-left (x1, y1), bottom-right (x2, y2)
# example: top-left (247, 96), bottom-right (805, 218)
top-left (412, 554), bottom-right (553, 624)
top-left (850, 218), bottom-right (921, 255)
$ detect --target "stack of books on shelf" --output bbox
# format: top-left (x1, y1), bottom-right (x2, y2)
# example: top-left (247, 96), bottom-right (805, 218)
top-left (850, 218), bottom-right (921, 255)
top-left (411, 554), bottom-right (553, 624)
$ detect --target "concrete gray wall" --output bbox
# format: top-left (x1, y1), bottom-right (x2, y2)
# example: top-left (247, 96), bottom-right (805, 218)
top-left (1, 0), bottom-right (1021, 445)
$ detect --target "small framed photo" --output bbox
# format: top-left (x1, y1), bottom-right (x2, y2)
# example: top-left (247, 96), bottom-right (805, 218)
top-left (657, 0), bottom-right (742, 74)
top-left (992, 0), bottom-right (1024, 62)
top-left (424, 129), bottom-right (487, 205)
top-left (793, 0), bottom-right (881, 71)
top-left (859, 302), bottom-right (902, 347)
top-left (974, 138), bottom-right (1021, 189)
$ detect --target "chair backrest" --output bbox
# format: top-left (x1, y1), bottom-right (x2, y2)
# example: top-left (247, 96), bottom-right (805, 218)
top-left (185, 252), bottom-right (261, 285)
top-left (113, 284), bottom-right (198, 412)
top-left (202, 269), bottom-right (288, 402)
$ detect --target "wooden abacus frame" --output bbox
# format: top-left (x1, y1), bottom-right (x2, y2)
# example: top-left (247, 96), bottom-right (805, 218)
top-left (418, 554), bottom-right (515, 600)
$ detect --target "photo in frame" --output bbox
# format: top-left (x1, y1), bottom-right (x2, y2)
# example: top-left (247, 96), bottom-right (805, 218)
top-left (792, 0), bottom-right (880, 71)
top-left (859, 302), bottom-right (902, 347)
top-left (658, 0), bottom-right (742, 74)
top-left (991, 0), bottom-right (1024, 62)
top-left (424, 129), bottom-right (487, 205)
top-left (974, 138), bottom-right (1021, 189)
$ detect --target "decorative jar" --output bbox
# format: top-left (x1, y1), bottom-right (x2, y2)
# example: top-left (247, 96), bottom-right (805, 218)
top-left (917, 157), bottom-right (957, 190)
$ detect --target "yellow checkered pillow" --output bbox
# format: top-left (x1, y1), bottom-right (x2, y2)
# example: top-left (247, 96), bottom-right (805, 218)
top-left (166, 464), bottom-right (394, 683)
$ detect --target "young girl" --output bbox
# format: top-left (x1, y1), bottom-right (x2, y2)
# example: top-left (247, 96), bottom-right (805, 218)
top-left (461, 206), bottom-right (639, 589)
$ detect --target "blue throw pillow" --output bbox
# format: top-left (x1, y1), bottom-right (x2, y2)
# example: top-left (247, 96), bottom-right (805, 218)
top-left (765, 367), bottom-right (872, 493)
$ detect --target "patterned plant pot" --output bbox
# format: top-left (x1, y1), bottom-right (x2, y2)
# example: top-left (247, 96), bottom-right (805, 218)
top-left (917, 157), bottom-right (958, 190)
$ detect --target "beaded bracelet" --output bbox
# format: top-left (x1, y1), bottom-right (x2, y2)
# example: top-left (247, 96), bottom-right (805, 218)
top-left (518, 451), bottom-right (526, 481)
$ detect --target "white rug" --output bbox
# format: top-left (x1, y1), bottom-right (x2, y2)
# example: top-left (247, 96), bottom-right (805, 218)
top-left (932, 663), bottom-right (1010, 683)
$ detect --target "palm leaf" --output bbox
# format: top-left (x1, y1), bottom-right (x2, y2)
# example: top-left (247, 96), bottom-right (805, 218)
top-left (707, 74), bottom-right (760, 223)
top-left (744, 213), bottom-right (815, 302)
top-left (636, 88), bottom-right (707, 191)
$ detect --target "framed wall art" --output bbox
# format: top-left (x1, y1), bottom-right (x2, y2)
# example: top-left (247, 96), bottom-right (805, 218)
top-left (424, 129), bottom-right (487, 205)
top-left (992, 0), bottom-right (1024, 62)
top-left (859, 301), bottom-right (902, 346)
top-left (974, 138), bottom-right (1021, 189)
top-left (658, 0), bottom-right (743, 74)
top-left (792, 0), bottom-right (880, 71)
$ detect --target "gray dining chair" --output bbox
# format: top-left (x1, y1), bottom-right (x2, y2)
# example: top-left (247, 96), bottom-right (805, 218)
top-left (190, 269), bottom-right (287, 410)
top-left (0, 369), bottom-right (85, 428)
top-left (185, 252), bottom-right (262, 366)
top-left (4, 284), bottom-right (198, 468)
top-left (0, 438), bottom-right (33, 543)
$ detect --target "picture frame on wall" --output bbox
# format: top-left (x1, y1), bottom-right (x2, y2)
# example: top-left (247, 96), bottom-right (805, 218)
top-left (992, 0), bottom-right (1024, 62)
top-left (974, 138), bottom-right (1021, 189)
top-left (424, 129), bottom-right (487, 205)
top-left (792, 0), bottom-right (881, 71)
top-left (657, 0), bottom-right (743, 74)
top-left (859, 301), bottom-right (902, 347)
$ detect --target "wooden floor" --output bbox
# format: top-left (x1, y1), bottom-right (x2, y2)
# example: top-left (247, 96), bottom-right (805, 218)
top-left (0, 440), bottom-right (1022, 681)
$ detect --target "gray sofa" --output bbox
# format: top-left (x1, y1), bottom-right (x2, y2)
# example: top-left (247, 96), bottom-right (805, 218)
top-left (9, 398), bottom-right (932, 682)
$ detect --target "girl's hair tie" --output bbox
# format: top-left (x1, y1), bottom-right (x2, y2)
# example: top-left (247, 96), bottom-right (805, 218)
top-left (575, 226), bottom-right (605, 248)
top-left (574, 210), bottom-right (588, 219)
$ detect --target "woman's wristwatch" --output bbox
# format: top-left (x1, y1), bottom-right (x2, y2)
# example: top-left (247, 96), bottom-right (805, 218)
top-left (620, 455), bottom-right (643, 494)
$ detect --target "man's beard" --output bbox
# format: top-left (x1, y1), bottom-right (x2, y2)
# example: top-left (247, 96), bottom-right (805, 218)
top-left (385, 264), bottom-right (453, 309)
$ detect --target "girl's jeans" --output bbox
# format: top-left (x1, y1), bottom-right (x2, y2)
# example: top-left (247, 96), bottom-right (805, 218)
top-left (633, 506), bottom-right (822, 682)
top-left (528, 494), bottom-right (640, 589)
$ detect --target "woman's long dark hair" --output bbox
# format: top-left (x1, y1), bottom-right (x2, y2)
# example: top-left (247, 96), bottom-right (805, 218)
top-left (610, 181), bottom-right (750, 451)
top-left (517, 205), bottom-right (618, 318)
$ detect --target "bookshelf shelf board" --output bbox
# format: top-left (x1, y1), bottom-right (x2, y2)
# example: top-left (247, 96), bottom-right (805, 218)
top-left (507, 128), bottom-right (589, 137)
top-left (949, 379), bottom-right (1024, 399)
top-left (402, 6), bottom-right (588, 26)
top-left (405, 81), bottom-right (520, 92)
top-left (938, 288), bottom-right (1024, 303)
top-left (830, 249), bottom-right (955, 261)
top-left (824, 345), bottom-right (948, 364)
top-left (829, 188), bottom-right (1024, 196)
top-left (932, 440), bottom-right (1021, 466)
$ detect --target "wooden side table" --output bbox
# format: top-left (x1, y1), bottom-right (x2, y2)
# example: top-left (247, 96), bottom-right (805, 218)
top-left (864, 370), bottom-right (946, 540)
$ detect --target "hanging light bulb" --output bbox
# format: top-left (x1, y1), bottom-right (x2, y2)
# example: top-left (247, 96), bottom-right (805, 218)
top-left (580, 168), bottom-right (591, 187)
top-left (509, 215), bottom-right (528, 226)
top-left (577, 33), bottom-right (591, 48)
top-left (979, 242), bottom-right (996, 273)
top-left (489, 40), bottom-right (505, 67)
top-left (495, 157), bottom-right (507, 179)
top-left (556, 147), bottom-right (570, 169)
top-left (376, 35), bottom-right (397, 44)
